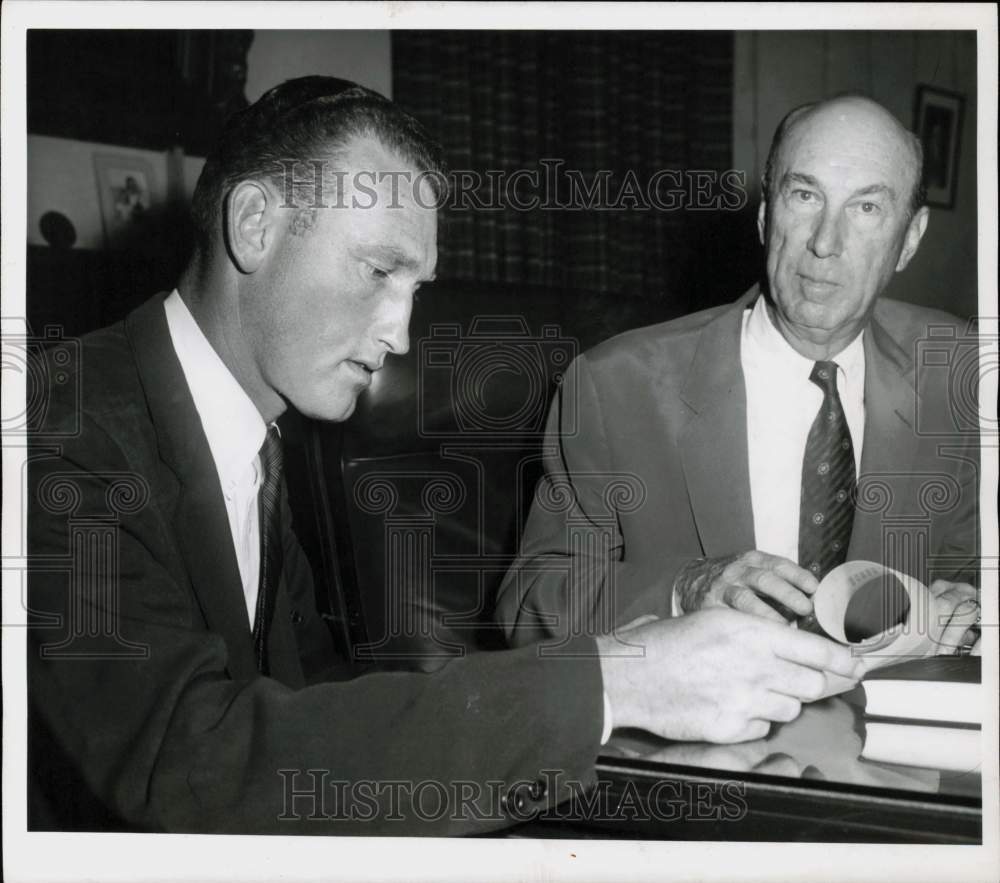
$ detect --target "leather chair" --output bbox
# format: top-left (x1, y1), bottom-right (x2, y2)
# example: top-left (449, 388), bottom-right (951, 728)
top-left (283, 280), bottom-right (671, 671)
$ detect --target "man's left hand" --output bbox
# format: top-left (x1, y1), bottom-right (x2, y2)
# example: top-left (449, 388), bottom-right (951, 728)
top-left (927, 580), bottom-right (979, 654)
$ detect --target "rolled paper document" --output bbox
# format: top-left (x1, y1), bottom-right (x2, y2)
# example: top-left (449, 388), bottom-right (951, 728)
top-left (805, 561), bottom-right (938, 667)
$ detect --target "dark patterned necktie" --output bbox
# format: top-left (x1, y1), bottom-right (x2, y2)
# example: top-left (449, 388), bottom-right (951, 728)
top-left (253, 425), bottom-right (284, 675)
top-left (798, 361), bottom-right (856, 580)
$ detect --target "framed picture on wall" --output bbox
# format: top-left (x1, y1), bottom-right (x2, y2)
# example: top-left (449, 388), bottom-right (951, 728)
top-left (93, 154), bottom-right (158, 249)
top-left (914, 85), bottom-right (965, 209)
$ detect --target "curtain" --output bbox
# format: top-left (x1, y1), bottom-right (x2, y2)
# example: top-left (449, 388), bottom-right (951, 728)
top-left (393, 31), bottom-right (734, 304)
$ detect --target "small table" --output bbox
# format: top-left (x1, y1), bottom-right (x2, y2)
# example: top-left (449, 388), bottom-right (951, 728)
top-left (515, 691), bottom-right (981, 842)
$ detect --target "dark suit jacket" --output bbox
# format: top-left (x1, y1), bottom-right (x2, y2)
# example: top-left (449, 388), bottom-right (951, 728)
top-left (27, 293), bottom-right (603, 834)
top-left (497, 286), bottom-right (979, 647)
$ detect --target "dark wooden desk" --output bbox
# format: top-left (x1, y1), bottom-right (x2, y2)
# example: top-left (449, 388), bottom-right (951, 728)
top-left (512, 694), bottom-right (982, 842)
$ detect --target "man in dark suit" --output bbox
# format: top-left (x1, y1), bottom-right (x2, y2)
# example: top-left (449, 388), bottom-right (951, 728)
top-left (27, 77), bottom-right (865, 835)
top-left (497, 95), bottom-right (979, 654)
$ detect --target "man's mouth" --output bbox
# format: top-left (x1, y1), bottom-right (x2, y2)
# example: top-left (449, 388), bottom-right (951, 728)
top-left (798, 273), bottom-right (841, 293)
top-left (346, 359), bottom-right (377, 381)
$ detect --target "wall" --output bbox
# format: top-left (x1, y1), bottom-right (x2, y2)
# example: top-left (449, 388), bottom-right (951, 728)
top-left (245, 30), bottom-right (391, 101)
top-left (31, 29), bottom-right (978, 319)
top-left (27, 136), bottom-right (204, 249)
top-left (733, 31), bottom-right (979, 319)
top-left (27, 30), bottom-right (392, 249)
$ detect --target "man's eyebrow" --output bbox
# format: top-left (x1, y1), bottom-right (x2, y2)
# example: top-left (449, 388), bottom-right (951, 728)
top-left (780, 172), bottom-right (897, 201)
top-left (359, 243), bottom-right (436, 282)
top-left (358, 244), bottom-right (420, 268)
top-left (851, 183), bottom-right (897, 200)
top-left (781, 172), bottom-right (821, 189)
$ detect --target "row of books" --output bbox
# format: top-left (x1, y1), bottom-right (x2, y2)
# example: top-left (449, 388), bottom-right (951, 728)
top-left (861, 656), bottom-right (981, 773)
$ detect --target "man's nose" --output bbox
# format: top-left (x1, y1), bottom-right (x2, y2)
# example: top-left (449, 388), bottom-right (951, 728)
top-left (378, 290), bottom-right (413, 356)
top-left (808, 207), bottom-right (844, 258)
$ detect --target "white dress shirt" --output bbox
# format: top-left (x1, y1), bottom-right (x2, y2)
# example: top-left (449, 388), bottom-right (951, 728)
top-left (672, 296), bottom-right (865, 616)
top-left (741, 296), bottom-right (865, 563)
top-left (164, 290), bottom-right (267, 628)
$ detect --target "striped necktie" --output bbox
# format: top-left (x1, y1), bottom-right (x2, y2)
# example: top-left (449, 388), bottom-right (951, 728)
top-left (253, 425), bottom-right (284, 675)
top-left (798, 361), bottom-right (856, 580)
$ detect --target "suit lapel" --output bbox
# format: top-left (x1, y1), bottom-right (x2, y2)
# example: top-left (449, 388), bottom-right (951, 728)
top-left (125, 295), bottom-right (258, 681)
top-left (677, 288), bottom-right (758, 556)
top-left (848, 308), bottom-right (921, 564)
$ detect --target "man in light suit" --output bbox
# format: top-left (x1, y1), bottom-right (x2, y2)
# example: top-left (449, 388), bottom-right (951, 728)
top-left (27, 78), bottom-right (865, 835)
top-left (497, 95), bottom-right (979, 652)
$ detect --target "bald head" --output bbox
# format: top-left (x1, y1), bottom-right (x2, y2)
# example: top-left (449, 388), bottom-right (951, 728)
top-left (756, 94), bottom-right (931, 360)
top-left (763, 96), bottom-right (925, 217)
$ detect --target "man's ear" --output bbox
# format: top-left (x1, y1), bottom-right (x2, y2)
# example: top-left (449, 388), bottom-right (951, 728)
top-left (757, 198), bottom-right (767, 246)
top-left (226, 180), bottom-right (278, 273)
top-left (895, 206), bottom-right (929, 272)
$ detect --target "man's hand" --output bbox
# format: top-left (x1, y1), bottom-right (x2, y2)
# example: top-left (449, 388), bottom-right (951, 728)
top-left (673, 551), bottom-right (820, 623)
top-left (597, 608), bottom-right (864, 744)
top-left (927, 579), bottom-right (979, 655)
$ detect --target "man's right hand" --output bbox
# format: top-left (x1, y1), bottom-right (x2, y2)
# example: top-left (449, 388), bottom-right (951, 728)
top-left (596, 608), bottom-right (864, 744)
top-left (673, 551), bottom-right (820, 623)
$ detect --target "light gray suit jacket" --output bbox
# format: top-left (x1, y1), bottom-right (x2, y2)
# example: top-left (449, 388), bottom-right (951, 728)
top-left (497, 286), bottom-right (979, 646)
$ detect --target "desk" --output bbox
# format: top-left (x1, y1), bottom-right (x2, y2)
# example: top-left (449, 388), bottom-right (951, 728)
top-left (514, 692), bottom-right (981, 842)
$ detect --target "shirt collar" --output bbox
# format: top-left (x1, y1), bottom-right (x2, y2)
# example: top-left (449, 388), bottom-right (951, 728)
top-left (163, 290), bottom-right (266, 488)
top-left (743, 294), bottom-right (866, 387)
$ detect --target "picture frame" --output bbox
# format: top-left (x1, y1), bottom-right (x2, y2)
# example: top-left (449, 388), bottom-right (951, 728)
top-left (93, 154), bottom-right (158, 248)
top-left (913, 85), bottom-right (965, 209)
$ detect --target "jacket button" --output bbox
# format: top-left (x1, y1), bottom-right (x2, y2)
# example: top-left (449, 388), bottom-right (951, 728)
top-left (503, 784), bottom-right (530, 815)
top-left (290, 609), bottom-right (304, 624)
